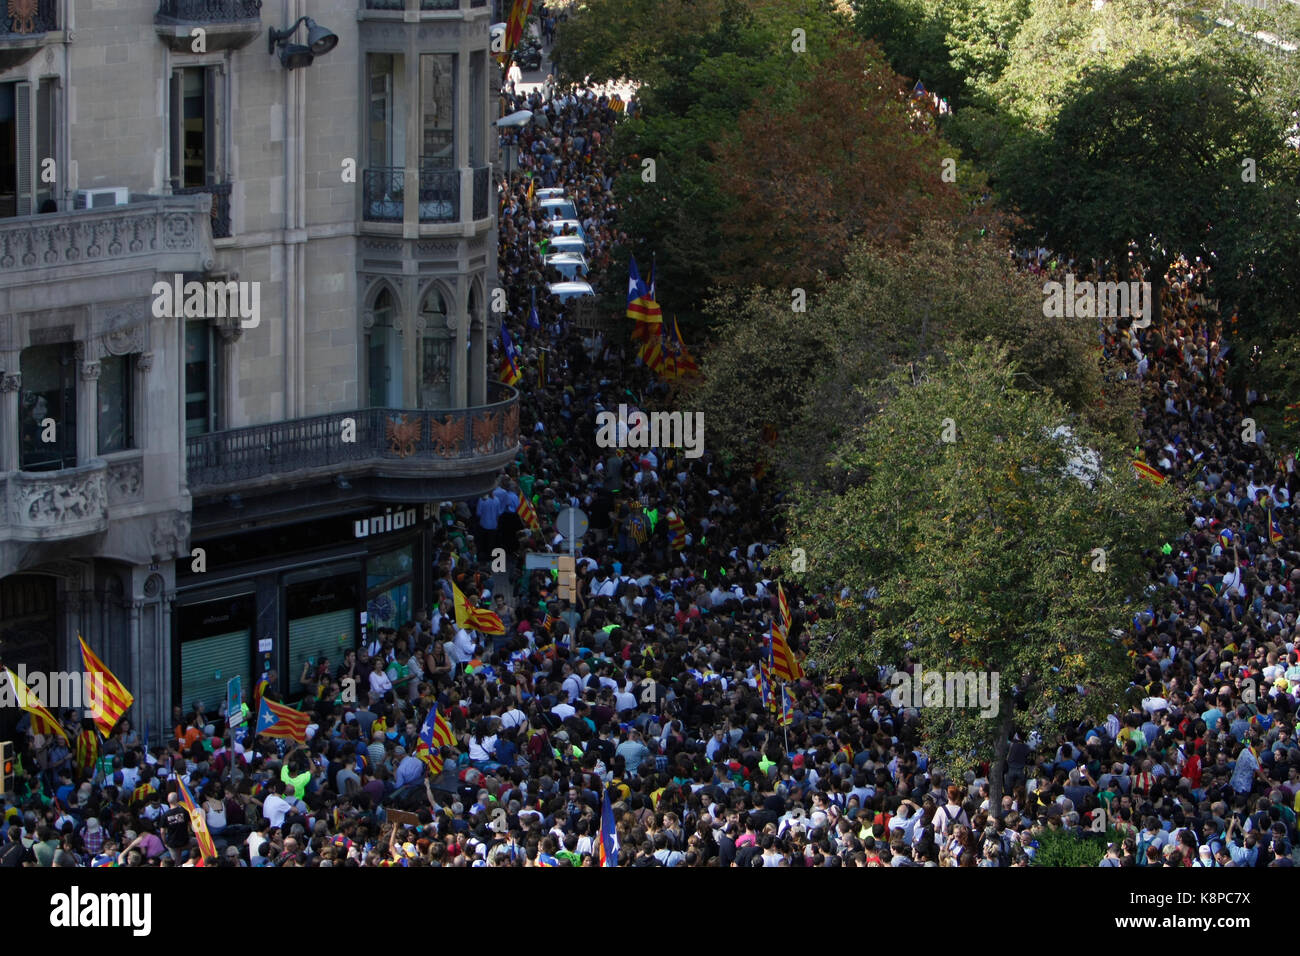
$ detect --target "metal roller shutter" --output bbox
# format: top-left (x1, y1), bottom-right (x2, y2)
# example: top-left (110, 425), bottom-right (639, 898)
top-left (288, 610), bottom-right (355, 693)
top-left (180, 630), bottom-right (249, 716)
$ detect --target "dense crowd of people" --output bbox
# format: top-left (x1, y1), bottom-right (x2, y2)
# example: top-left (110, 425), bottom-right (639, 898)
top-left (2, 36), bottom-right (1299, 871)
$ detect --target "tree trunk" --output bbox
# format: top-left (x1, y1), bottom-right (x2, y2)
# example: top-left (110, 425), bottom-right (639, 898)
top-left (987, 701), bottom-right (1015, 809)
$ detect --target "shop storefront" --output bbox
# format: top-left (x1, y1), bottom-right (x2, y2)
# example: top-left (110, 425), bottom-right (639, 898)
top-left (173, 502), bottom-right (447, 709)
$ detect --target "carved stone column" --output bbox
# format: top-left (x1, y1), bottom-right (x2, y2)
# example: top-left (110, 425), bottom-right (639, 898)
top-left (78, 359), bottom-right (101, 463)
top-left (0, 371), bottom-right (20, 472)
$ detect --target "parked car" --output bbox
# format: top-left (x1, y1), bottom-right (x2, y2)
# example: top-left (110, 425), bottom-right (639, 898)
top-left (547, 280), bottom-right (595, 303)
top-left (546, 219), bottom-right (588, 245)
top-left (538, 197), bottom-right (579, 221)
top-left (546, 235), bottom-right (586, 256)
top-left (543, 252), bottom-right (589, 280)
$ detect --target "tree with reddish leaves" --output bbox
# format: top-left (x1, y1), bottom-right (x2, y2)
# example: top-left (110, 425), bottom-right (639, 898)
top-left (715, 35), bottom-right (984, 291)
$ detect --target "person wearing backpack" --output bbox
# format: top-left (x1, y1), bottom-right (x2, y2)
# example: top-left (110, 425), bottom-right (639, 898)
top-left (933, 785), bottom-right (969, 837)
top-left (651, 831), bottom-right (684, 866)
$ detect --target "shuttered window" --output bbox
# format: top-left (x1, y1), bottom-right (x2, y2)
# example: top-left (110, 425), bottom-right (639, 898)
top-left (14, 81), bottom-right (33, 216)
top-left (180, 630), bottom-right (249, 717)
top-left (288, 610), bottom-right (355, 693)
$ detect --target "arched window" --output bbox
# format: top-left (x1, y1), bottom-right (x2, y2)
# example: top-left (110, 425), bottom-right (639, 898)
top-left (419, 286), bottom-right (452, 410)
top-left (366, 288), bottom-right (401, 408)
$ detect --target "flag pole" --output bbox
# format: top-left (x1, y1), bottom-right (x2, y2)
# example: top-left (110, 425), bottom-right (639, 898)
top-left (781, 683), bottom-right (789, 755)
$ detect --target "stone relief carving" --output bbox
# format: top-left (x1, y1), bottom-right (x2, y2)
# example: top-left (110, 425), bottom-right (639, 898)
top-left (149, 512), bottom-right (192, 558)
top-left (100, 302), bottom-right (149, 357)
top-left (79, 360), bottom-right (100, 382)
top-left (13, 471), bottom-right (107, 528)
top-left (1, 373), bottom-right (20, 393)
top-left (136, 352), bottom-right (154, 372)
top-left (107, 459), bottom-right (143, 505)
top-left (0, 210), bottom-right (196, 270)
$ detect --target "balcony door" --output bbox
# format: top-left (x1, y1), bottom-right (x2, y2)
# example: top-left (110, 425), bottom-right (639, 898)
top-left (19, 343), bottom-right (76, 472)
top-left (367, 290), bottom-right (402, 409)
top-left (169, 66), bottom-right (224, 189)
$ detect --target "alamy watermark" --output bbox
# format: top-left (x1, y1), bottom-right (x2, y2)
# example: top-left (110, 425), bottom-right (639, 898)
top-left (888, 666), bottom-right (1000, 718)
top-left (0, 666), bottom-right (106, 718)
top-left (595, 404), bottom-right (704, 459)
top-left (1042, 275), bottom-right (1150, 327)
top-left (151, 274), bottom-right (261, 328)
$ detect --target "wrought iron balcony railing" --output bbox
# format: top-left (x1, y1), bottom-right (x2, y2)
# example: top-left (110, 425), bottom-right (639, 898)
top-left (363, 167), bottom-right (404, 222)
top-left (172, 182), bottom-right (233, 238)
top-left (419, 164), bottom-right (459, 223)
top-left (186, 389), bottom-right (520, 492)
top-left (1, 0), bottom-right (57, 35)
top-left (156, 0), bottom-right (262, 21)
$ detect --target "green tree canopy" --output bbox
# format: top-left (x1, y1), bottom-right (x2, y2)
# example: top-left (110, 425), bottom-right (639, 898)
top-left (780, 341), bottom-right (1184, 799)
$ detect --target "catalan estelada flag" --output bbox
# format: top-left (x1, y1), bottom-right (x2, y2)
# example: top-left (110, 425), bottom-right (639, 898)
top-left (79, 635), bottom-right (134, 738)
top-left (598, 788), bottom-right (620, 867)
top-left (177, 775), bottom-right (218, 862)
top-left (498, 324), bottom-right (522, 386)
top-left (666, 509), bottom-right (686, 551)
top-left (627, 256), bottom-right (663, 332)
top-left (660, 316), bottom-right (699, 381)
top-left (452, 582), bottom-right (506, 635)
top-left (770, 623), bottom-right (804, 683)
top-left (525, 174), bottom-right (535, 206)
top-left (518, 495), bottom-right (541, 532)
top-left (1132, 460), bottom-right (1166, 485)
top-left (779, 684), bottom-right (795, 727)
top-left (416, 706), bottom-right (457, 775)
top-left (254, 696), bottom-right (310, 743)
top-left (1271, 519), bottom-right (1284, 544)
top-left (3, 666), bottom-right (68, 743)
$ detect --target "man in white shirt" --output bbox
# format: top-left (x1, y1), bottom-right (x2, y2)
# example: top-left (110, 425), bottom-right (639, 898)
top-left (453, 626), bottom-right (477, 666)
top-left (551, 691), bottom-right (576, 722)
top-left (262, 783), bottom-right (295, 829)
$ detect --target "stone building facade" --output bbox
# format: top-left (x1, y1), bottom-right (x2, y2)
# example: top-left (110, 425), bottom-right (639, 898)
top-left (0, 0), bottom-right (514, 741)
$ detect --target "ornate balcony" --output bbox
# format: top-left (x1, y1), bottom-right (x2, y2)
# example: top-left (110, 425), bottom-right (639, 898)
top-left (1, 461), bottom-right (108, 544)
top-left (0, 0), bottom-right (58, 71)
top-left (186, 386), bottom-right (520, 496)
top-left (363, 168), bottom-right (405, 223)
top-left (155, 0), bottom-right (262, 52)
top-left (0, 194), bottom-right (217, 287)
top-left (419, 165), bottom-right (459, 223)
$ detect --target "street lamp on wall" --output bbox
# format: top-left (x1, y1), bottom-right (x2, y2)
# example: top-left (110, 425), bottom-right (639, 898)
top-left (268, 17), bottom-right (338, 70)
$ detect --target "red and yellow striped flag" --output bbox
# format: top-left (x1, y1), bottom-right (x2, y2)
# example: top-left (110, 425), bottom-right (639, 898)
top-left (74, 727), bottom-right (99, 776)
top-left (518, 495), bottom-right (541, 532)
top-left (79, 635), bottom-right (134, 738)
top-left (255, 697), bottom-right (311, 743)
top-left (177, 775), bottom-right (218, 862)
top-left (1132, 460), bottom-right (1166, 485)
top-left (777, 583), bottom-right (792, 637)
top-left (499, 0), bottom-right (534, 66)
top-left (417, 706), bottom-right (457, 775)
top-left (770, 623), bottom-right (803, 683)
top-left (453, 582), bottom-right (506, 635)
top-left (3, 667), bottom-right (68, 743)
